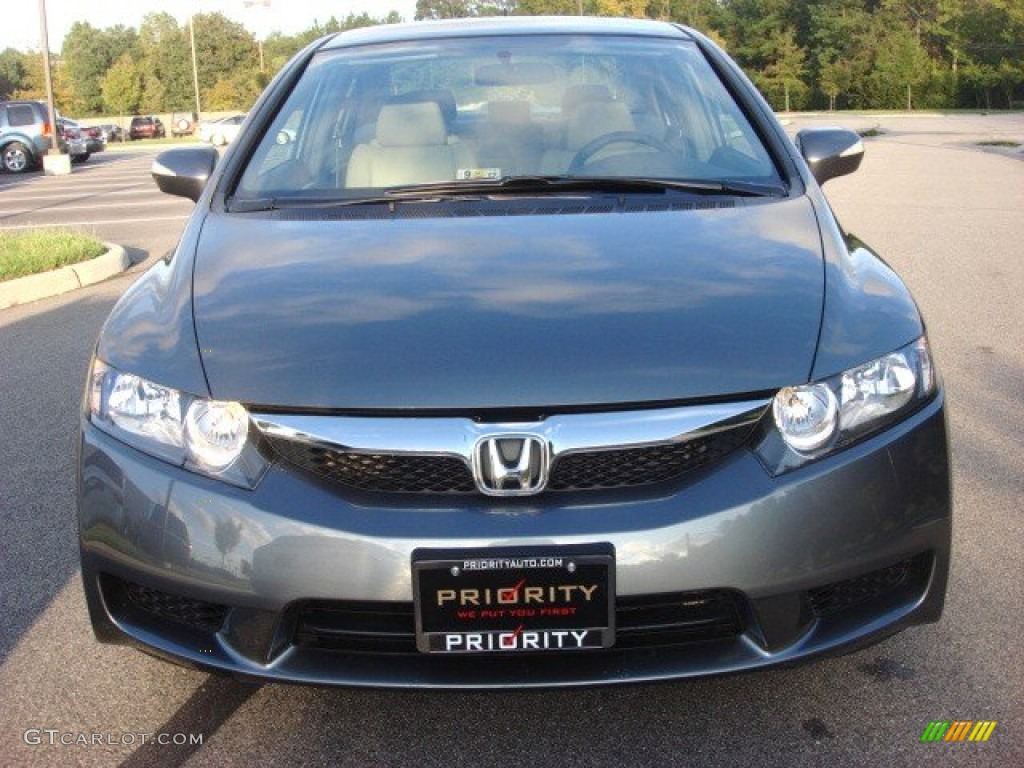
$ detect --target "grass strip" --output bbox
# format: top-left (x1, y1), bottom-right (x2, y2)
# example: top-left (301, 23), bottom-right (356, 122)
top-left (0, 229), bottom-right (106, 282)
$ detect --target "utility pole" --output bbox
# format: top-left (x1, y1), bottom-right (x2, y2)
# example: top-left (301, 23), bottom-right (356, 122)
top-left (37, 0), bottom-right (70, 174)
top-left (189, 14), bottom-right (202, 123)
top-left (243, 0), bottom-right (270, 74)
top-left (37, 0), bottom-right (59, 155)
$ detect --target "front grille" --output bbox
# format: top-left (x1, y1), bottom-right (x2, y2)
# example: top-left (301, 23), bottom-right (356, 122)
top-left (548, 428), bottom-right (752, 491)
top-left (266, 425), bottom-right (751, 495)
top-left (291, 591), bottom-right (743, 655)
top-left (267, 439), bottom-right (476, 493)
top-left (123, 580), bottom-right (228, 633)
top-left (808, 554), bottom-right (932, 618)
top-left (615, 591), bottom-right (744, 649)
top-left (294, 602), bottom-right (416, 653)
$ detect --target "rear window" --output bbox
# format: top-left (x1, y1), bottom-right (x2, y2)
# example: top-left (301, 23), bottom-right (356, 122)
top-left (237, 34), bottom-right (780, 198)
top-left (6, 105), bottom-right (37, 127)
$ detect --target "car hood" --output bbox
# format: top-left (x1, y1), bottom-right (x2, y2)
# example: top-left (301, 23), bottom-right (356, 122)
top-left (192, 198), bottom-right (824, 410)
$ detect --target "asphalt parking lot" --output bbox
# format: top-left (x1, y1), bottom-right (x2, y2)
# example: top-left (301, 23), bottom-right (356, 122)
top-left (0, 148), bottom-right (193, 258)
top-left (1, 115), bottom-right (1022, 766)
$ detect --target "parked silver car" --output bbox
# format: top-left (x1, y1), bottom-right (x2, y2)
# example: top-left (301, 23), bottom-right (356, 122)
top-left (199, 114), bottom-right (246, 146)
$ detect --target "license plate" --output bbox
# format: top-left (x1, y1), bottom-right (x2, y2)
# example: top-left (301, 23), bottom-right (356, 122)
top-left (412, 545), bottom-right (615, 654)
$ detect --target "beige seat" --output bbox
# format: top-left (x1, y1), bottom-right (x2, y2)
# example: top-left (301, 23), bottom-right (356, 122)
top-left (476, 100), bottom-right (544, 176)
top-left (345, 102), bottom-right (475, 188)
top-left (539, 100), bottom-right (636, 175)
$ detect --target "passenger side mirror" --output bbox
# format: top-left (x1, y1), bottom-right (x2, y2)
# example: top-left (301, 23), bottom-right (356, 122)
top-left (796, 128), bottom-right (864, 185)
top-left (151, 146), bottom-right (219, 202)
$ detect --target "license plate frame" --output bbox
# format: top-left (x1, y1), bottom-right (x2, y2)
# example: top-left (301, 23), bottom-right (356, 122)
top-left (412, 544), bottom-right (615, 654)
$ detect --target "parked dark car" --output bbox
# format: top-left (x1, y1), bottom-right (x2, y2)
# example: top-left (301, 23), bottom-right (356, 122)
top-left (92, 123), bottom-right (124, 143)
top-left (66, 119), bottom-right (103, 156)
top-left (80, 18), bottom-right (951, 688)
top-left (58, 119), bottom-right (91, 164)
top-left (129, 115), bottom-right (165, 140)
top-left (1, 99), bottom-right (81, 172)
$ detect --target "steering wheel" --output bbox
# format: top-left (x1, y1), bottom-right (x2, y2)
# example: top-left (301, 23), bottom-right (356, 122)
top-left (568, 131), bottom-right (677, 175)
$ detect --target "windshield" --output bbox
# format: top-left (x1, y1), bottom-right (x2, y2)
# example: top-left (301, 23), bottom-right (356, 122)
top-left (237, 34), bottom-right (781, 199)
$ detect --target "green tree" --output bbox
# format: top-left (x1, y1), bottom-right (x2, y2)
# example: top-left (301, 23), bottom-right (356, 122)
top-left (867, 18), bottom-right (934, 108)
top-left (416, 1), bottom-right (518, 18)
top-left (204, 70), bottom-right (265, 111)
top-left (11, 50), bottom-right (72, 108)
top-left (807, 1), bottom-right (873, 108)
top-left (101, 53), bottom-right (142, 116)
top-left (593, 0), bottom-right (648, 16)
top-left (192, 13), bottom-right (258, 98)
top-left (62, 22), bottom-right (138, 115)
top-left (958, 0), bottom-right (1024, 107)
top-left (263, 12), bottom-right (407, 73)
top-left (138, 12), bottom-right (191, 112)
top-left (818, 54), bottom-right (857, 109)
top-left (0, 48), bottom-right (26, 100)
top-left (756, 28), bottom-right (808, 110)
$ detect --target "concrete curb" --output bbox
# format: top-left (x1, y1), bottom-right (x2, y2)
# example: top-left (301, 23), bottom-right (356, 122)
top-left (0, 243), bottom-right (130, 310)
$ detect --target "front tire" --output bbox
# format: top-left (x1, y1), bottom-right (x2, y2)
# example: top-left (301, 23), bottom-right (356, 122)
top-left (2, 141), bottom-right (34, 173)
top-left (71, 153), bottom-right (90, 165)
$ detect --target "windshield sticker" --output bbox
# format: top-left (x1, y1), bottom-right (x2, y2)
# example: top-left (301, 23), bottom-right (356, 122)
top-left (456, 168), bottom-right (502, 181)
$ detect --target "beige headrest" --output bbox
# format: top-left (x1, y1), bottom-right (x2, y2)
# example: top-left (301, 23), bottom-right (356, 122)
top-left (567, 101), bottom-right (635, 150)
top-left (376, 102), bottom-right (447, 147)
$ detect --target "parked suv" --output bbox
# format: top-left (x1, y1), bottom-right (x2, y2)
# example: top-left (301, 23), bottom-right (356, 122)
top-left (0, 100), bottom-right (80, 173)
top-left (129, 115), bottom-right (165, 140)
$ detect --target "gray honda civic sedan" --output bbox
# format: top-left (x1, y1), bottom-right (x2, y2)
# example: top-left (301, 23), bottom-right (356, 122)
top-left (78, 17), bottom-right (950, 687)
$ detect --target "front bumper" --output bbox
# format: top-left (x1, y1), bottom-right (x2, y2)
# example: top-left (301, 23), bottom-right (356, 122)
top-left (78, 395), bottom-right (951, 688)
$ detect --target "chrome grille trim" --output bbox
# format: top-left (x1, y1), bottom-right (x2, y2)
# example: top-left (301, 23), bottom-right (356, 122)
top-left (253, 400), bottom-right (769, 466)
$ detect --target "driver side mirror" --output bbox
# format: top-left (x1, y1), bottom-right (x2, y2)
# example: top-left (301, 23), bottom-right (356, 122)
top-left (151, 146), bottom-right (219, 202)
top-left (796, 128), bottom-right (864, 186)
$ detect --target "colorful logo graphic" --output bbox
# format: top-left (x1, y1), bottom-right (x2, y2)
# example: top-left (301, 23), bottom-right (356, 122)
top-left (921, 721), bottom-right (997, 742)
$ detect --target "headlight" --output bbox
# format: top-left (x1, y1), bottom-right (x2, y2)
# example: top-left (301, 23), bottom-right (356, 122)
top-left (185, 400), bottom-right (250, 471)
top-left (87, 359), bottom-right (267, 488)
top-left (758, 337), bottom-right (937, 474)
top-left (772, 384), bottom-right (838, 453)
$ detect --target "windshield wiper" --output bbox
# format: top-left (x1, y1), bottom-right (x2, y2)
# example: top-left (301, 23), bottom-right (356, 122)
top-left (227, 176), bottom-right (785, 212)
top-left (382, 175), bottom-right (786, 198)
top-left (227, 190), bottom-right (489, 212)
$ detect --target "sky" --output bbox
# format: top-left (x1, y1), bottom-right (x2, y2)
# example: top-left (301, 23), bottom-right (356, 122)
top-left (2, 0), bottom-right (420, 52)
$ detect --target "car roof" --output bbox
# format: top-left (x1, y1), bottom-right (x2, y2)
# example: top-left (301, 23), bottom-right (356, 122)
top-left (320, 16), bottom-right (692, 50)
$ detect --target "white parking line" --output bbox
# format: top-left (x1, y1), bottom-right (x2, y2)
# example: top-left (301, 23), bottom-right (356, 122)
top-left (61, 167), bottom-right (154, 178)
top-left (0, 214), bottom-right (189, 230)
top-left (0, 186), bottom-right (151, 203)
top-left (0, 169), bottom-right (154, 188)
top-left (2, 178), bottom-right (148, 189)
top-left (0, 183), bottom-right (149, 193)
top-left (0, 198), bottom-right (189, 216)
